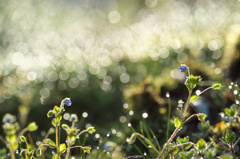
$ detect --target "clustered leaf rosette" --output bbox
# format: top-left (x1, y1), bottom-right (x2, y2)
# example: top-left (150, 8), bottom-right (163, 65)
top-left (185, 75), bottom-right (202, 91)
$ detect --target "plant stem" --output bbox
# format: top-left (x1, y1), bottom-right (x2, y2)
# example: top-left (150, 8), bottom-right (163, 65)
top-left (159, 127), bottom-right (179, 158)
top-left (76, 130), bottom-right (88, 138)
top-left (134, 132), bottom-right (160, 156)
top-left (10, 149), bottom-right (16, 159)
top-left (159, 89), bottom-right (193, 158)
top-left (56, 125), bottom-right (59, 158)
top-left (166, 94), bottom-right (171, 142)
top-left (17, 127), bottom-right (29, 143)
top-left (198, 87), bottom-right (213, 96)
top-left (170, 142), bottom-right (196, 148)
top-left (181, 90), bottom-right (192, 121)
top-left (65, 143), bottom-right (71, 159)
top-left (0, 135), bottom-right (8, 144)
top-left (183, 114), bottom-right (199, 124)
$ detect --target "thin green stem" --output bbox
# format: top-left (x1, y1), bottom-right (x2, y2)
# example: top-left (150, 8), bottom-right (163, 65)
top-left (133, 132), bottom-right (161, 156)
top-left (198, 86), bottom-right (213, 96)
top-left (98, 149), bottom-right (107, 158)
top-left (17, 127), bottom-right (29, 143)
top-left (166, 94), bottom-right (171, 142)
top-left (181, 90), bottom-right (192, 121)
top-left (69, 145), bottom-right (84, 149)
top-left (187, 67), bottom-right (190, 77)
top-left (183, 114), bottom-right (199, 124)
top-left (0, 135), bottom-right (7, 145)
top-left (170, 142), bottom-right (196, 148)
top-left (38, 143), bottom-right (52, 147)
top-left (55, 125), bottom-right (59, 158)
top-left (76, 130), bottom-right (88, 138)
top-left (159, 127), bottom-right (179, 158)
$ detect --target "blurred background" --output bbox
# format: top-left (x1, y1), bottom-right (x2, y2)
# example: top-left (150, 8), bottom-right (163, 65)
top-left (0, 0), bottom-right (240, 157)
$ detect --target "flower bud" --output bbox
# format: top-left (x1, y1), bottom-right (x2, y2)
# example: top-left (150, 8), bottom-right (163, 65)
top-left (179, 65), bottom-right (187, 72)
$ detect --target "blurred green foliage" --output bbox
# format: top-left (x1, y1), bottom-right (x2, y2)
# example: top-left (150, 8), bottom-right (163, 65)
top-left (0, 0), bottom-right (240, 157)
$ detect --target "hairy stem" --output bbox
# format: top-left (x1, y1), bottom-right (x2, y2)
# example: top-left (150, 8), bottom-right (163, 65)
top-left (181, 90), bottom-right (192, 121)
top-left (65, 143), bottom-right (71, 159)
top-left (56, 125), bottom-right (59, 158)
top-left (10, 149), bottom-right (15, 159)
top-left (170, 142), bottom-right (196, 148)
top-left (0, 135), bottom-right (7, 145)
top-left (17, 127), bottom-right (29, 143)
top-left (159, 127), bottom-right (179, 158)
top-left (76, 130), bottom-right (88, 138)
top-left (166, 95), bottom-right (171, 142)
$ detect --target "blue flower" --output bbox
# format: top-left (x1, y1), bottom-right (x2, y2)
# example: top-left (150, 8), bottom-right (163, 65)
top-left (179, 65), bottom-right (187, 72)
top-left (71, 116), bottom-right (76, 121)
top-left (104, 143), bottom-right (109, 150)
top-left (64, 99), bottom-right (72, 106)
top-left (5, 117), bottom-right (10, 123)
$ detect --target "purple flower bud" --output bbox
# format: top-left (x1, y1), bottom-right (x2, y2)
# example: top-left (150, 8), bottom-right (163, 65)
top-left (71, 116), bottom-right (76, 121)
top-left (179, 65), bottom-right (187, 72)
top-left (64, 99), bottom-right (72, 106)
top-left (5, 117), bottom-right (10, 123)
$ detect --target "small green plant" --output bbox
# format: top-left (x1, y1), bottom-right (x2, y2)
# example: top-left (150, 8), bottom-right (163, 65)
top-left (37, 98), bottom-right (96, 159)
top-left (0, 97), bottom-right (96, 159)
top-left (128, 64), bottom-right (224, 158)
top-left (0, 114), bottom-right (38, 159)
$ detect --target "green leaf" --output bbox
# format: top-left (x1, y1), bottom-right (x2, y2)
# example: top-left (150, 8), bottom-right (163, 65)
top-left (47, 110), bottom-right (54, 118)
top-left (129, 133), bottom-right (136, 144)
top-left (53, 106), bottom-right (60, 114)
top-left (26, 151), bottom-right (33, 159)
top-left (20, 135), bottom-right (26, 142)
top-left (46, 139), bottom-right (56, 148)
top-left (197, 113), bottom-right (207, 122)
top-left (220, 154), bottom-right (234, 159)
top-left (36, 148), bottom-right (42, 157)
top-left (52, 154), bottom-right (58, 159)
top-left (190, 95), bottom-right (199, 103)
top-left (180, 150), bottom-right (194, 159)
top-left (185, 78), bottom-right (194, 91)
top-left (28, 122), bottom-right (38, 131)
top-left (225, 130), bottom-right (236, 144)
top-left (82, 147), bottom-right (91, 154)
top-left (61, 124), bottom-right (69, 130)
top-left (49, 127), bottom-right (55, 134)
top-left (213, 83), bottom-right (222, 90)
top-left (52, 118), bottom-right (57, 127)
top-left (197, 138), bottom-right (206, 151)
top-left (87, 127), bottom-right (96, 134)
top-left (59, 143), bottom-right (66, 153)
top-left (20, 149), bottom-right (27, 157)
top-left (224, 108), bottom-right (233, 116)
top-left (198, 121), bottom-right (209, 132)
top-left (174, 117), bottom-right (182, 128)
top-left (0, 148), bottom-right (7, 156)
top-left (189, 75), bottom-right (202, 85)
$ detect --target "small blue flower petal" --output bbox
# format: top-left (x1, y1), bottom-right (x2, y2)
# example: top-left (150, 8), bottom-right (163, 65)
top-left (5, 117), bottom-right (11, 123)
top-left (64, 99), bottom-right (72, 106)
top-left (104, 143), bottom-right (109, 150)
top-left (179, 65), bottom-right (187, 72)
top-left (71, 116), bottom-right (76, 121)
